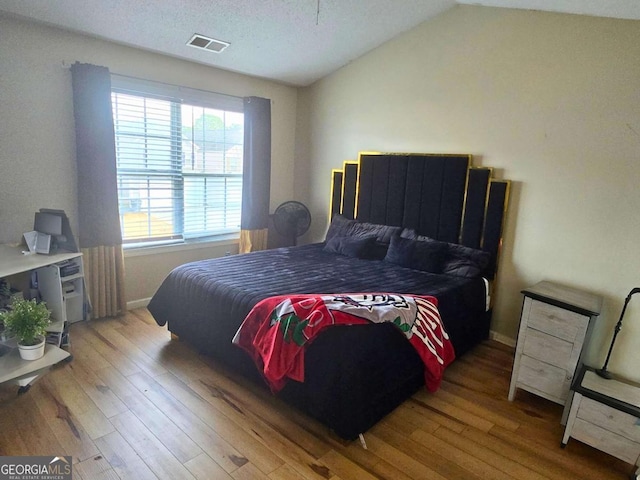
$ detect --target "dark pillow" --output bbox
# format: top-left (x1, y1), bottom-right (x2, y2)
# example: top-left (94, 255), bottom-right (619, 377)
top-left (401, 228), bottom-right (433, 242)
top-left (414, 240), bottom-right (449, 273)
top-left (400, 228), bottom-right (418, 240)
top-left (383, 236), bottom-right (445, 273)
top-left (443, 243), bottom-right (491, 278)
top-left (383, 235), bottom-right (414, 266)
top-left (325, 214), bottom-right (355, 242)
top-left (323, 235), bottom-right (377, 258)
top-left (407, 235), bottom-right (490, 278)
top-left (325, 214), bottom-right (401, 244)
top-left (324, 215), bottom-right (402, 260)
top-left (367, 241), bottom-right (391, 260)
top-left (345, 221), bottom-right (402, 244)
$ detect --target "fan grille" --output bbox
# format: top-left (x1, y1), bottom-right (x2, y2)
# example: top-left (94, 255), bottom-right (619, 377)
top-left (273, 201), bottom-right (311, 245)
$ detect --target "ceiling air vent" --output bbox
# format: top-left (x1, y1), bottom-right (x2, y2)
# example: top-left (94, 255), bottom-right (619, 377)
top-left (187, 34), bottom-right (229, 53)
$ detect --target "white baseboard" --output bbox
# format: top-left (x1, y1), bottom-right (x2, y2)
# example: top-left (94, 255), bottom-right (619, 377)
top-left (489, 330), bottom-right (516, 348)
top-left (127, 297), bottom-right (152, 310)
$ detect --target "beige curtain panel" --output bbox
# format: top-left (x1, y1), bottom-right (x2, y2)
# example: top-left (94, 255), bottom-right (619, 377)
top-left (239, 228), bottom-right (268, 254)
top-left (82, 246), bottom-right (127, 318)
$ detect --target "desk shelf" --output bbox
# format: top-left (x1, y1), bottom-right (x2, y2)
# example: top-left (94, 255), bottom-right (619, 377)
top-left (0, 343), bottom-right (71, 392)
top-left (0, 245), bottom-right (81, 392)
top-left (37, 256), bottom-right (85, 326)
top-left (61, 272), bottom-right (83, 282)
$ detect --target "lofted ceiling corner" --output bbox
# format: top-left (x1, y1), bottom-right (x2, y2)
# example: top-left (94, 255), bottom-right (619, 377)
top-left (0, 0), bottom-right (639, 86)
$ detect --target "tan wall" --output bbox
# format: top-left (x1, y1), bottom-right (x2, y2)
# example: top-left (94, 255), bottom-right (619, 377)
top-left (0, 14), bottom-right (298, 304)
top-left (299, 6), bottom-right (640, 381)
top-left (124, 240), bottom-right (239, 304)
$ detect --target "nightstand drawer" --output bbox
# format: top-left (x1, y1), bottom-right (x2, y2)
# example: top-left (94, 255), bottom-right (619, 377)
top-left (572, 417), bottom-right (640, 465)
top-left (577, 397), bottom-right (640, 443)
top-left (522, 328), bottom-right (573, 370)
top-left (527, 299), bottom-right (588, 342)
top-left (519, 355), bottom-right (570, 401)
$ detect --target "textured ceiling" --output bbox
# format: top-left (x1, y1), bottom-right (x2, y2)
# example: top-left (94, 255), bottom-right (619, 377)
top-left (1, 0), bottom-right (639, 87)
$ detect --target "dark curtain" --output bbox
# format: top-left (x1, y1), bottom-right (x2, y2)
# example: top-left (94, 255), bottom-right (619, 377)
top-left (240, 96), bottom-right (272, 253)
top-left (70, 62), bottom-right (126, 318)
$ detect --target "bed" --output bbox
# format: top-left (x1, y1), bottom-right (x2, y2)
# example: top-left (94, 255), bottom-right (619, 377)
top-left (148, 152), bottom-right (510, 440)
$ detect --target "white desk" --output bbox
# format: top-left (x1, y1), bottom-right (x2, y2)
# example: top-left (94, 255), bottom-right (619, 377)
top-left (0, 244), bottom-right (79, 393)
top-left (0, 244), bottom-right (82, 278)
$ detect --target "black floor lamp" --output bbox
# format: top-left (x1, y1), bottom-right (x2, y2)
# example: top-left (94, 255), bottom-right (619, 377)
top-left (596, 287), bottom-right (640, 379)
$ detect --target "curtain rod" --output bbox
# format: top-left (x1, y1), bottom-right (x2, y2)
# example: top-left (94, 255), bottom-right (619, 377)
top-left (63, 60), bottom-right (244, 102)
top-left (110, 71), bottom-right (244, 102)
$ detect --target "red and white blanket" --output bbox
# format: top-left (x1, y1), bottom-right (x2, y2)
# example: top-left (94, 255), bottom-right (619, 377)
top-left (232, 293), bottom-right (455, 392)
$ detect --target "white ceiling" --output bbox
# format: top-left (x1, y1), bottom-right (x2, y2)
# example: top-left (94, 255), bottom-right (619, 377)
top-left (1, 0), bottom-right (639, 87)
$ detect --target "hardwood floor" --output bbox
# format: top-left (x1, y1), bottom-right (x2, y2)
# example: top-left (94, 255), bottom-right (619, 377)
top-left (0, 308), bottom-right (633, 479)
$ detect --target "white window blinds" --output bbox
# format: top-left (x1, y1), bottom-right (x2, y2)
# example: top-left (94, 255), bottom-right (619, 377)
top-left (110, 76), bottom-right (243, 244)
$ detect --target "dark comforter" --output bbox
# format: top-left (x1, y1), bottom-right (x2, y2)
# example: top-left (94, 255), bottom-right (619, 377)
top-left (148, 243), bottom-right (489, 439)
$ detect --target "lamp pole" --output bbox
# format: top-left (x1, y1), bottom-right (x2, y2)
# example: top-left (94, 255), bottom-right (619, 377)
top-left (596, 287), bottom-right (640, 379)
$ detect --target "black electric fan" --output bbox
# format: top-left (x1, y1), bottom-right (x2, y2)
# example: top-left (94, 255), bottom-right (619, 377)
top-left (272, 201), bottom-right (311, 246)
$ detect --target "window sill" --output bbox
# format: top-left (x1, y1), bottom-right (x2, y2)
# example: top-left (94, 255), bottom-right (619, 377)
top-left (123, 234), bottom-right (239, 258)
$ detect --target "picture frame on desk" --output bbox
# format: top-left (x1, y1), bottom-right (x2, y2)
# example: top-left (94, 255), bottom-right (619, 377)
top-left (35, 209), bottom-right (78, 254)
top-left (20, 209), bottom-right (78, 257)
top-left (22, 231), bottom-right (51, 255)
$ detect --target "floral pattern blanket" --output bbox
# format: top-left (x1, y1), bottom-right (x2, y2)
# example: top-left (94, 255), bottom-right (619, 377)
top-left (232, 293), bottom-right (455, 392)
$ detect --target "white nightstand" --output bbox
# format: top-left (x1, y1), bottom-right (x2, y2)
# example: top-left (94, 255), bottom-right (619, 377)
top-left (508, 281), bottom-right (602, 423)
top-left (563, 365), bottom-right (640, 480)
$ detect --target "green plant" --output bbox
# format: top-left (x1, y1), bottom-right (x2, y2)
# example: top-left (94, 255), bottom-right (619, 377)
top-left (0, 279), bottom-right (10, 298)
top-left (0, 298), bottom-right (51, 346)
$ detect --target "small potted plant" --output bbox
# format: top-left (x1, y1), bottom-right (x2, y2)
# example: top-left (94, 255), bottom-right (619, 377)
top-left (0, 298), bottom-right (51, 360)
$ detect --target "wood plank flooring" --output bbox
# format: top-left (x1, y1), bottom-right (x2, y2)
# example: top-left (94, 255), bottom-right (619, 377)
top-left (0, 308), bottom-right (633, 479)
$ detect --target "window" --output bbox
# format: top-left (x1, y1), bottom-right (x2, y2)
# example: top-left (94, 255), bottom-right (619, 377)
top-left (111, 76), bottom-right (244, 245)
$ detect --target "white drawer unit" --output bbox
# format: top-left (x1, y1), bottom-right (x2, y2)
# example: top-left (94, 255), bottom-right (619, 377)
top-left (563, 367), bottom-right (640, 480)
top-left (35, 254), bottom-right (86, 347)
top-left (36, 256), bottom-right (85, 325)
top-left (508, 281), bottom-right (602, 423)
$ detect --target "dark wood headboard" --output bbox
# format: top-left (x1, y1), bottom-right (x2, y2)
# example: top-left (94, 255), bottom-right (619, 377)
top-left (330, 152), bottom-right (510, 278)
